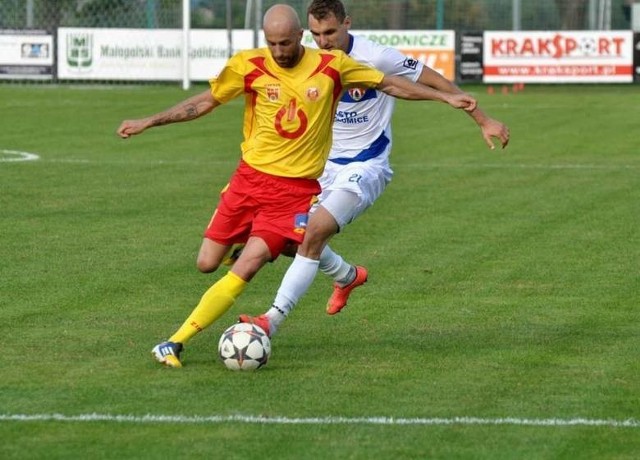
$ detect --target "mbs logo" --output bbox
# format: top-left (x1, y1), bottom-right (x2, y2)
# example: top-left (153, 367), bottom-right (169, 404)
top-left (275, 98), bottom-right (308, 139)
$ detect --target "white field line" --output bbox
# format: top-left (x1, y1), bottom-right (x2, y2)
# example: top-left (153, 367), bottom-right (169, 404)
top-left (401, 163), bottom-right (638, 171)
top-left (8, 157), bottom-right (640, 171)
top-left (2, 149), bottom-right (637, 170)
top-left (0, 149), bottom-right (235, 166)
top-left (41, 158), bottom-right (236, 166)
top-left (0, 149), bottom-right (40, 162)
top-left (0, 413), bottom-right (638, 428)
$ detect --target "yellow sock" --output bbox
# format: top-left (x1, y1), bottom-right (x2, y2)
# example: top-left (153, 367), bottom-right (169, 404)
top-left (169, 272), bottom-right (247, 345)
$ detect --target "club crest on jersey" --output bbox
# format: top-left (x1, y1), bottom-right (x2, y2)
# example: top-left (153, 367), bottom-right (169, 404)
top-left (266, 84), bottom-right (281, 102)
top-left (402, 57), bottom-right (418, 70)
top-left (293, 213), bottom-right (308, 234)
top-left (347, 88), bottom-right (366, 101)
top-left (306, 87), bottom-right (319, 101)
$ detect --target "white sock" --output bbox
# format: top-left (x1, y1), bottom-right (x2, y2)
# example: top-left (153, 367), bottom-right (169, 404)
top-left (265, 254), bottom-right (320, 332)
top-left (319, 245), bottom-right (355, 287)
top-left (264, 305), bottom-right (286, 335)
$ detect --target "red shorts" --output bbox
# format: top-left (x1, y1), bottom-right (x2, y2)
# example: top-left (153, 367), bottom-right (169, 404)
top-left (204, 160), bottom-right (321, 258)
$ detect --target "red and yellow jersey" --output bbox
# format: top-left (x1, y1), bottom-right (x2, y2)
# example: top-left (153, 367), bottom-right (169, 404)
top-left (209, 47), bottom-right (384, 179)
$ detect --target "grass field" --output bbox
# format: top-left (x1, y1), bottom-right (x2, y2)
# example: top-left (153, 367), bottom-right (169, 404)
top-left (1, 83), bottom-right (639, 459)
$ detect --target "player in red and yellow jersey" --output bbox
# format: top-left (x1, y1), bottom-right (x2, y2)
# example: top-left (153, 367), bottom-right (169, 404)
top-left (117, 4), bottom-right (476, 367)
top-left (211, 46), bottom-right (386, 179)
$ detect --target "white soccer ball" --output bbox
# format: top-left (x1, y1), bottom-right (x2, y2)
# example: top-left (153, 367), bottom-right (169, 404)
top-left (218, 322), bottom-right (271, 370)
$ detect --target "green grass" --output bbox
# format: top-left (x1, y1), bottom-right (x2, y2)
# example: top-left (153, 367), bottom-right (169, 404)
top-left (1, 83), bottom-right (639, 459)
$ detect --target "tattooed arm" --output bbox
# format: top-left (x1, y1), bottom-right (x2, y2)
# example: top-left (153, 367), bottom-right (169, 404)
top-left (117, 90), bottom-right (220, 139)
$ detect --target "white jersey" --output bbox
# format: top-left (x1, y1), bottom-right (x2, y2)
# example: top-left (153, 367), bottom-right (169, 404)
top-left (311, 34), bottom-right (425, 229)
top-left (329, 34), bottom-right (424, 166)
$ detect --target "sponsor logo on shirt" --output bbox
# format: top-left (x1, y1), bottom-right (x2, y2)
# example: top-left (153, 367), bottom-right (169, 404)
top-left (334, 110), bottom-right (369, 124)
top-left (403, 57), bottom-right (418, 70)
top-left (275, 99), bottom-right (308, 139)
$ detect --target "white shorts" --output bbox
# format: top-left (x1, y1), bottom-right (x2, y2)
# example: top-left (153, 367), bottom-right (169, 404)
top-left (314, 159), bottom-right (393, 230)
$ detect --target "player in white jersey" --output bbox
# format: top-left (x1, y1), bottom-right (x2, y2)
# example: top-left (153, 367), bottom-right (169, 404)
top-left (239, 0), bottom-right (510, 336)
top-left (319, 34), bottom-right (421, 226)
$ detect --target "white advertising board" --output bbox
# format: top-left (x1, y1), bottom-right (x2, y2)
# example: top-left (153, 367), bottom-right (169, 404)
top-left (0, 30), bottom-right (53, 80)
top-left (484, 31), bottom-right (634, 83)
top-left (57, 28), bottom-right (456, 82)
top-left (57, 28), bottom-right (254, 81)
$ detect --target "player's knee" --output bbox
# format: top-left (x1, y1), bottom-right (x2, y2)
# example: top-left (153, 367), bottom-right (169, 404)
top-left (298, 233), bottom-right (327, 259)
top-left (231, 254), bottom-right (270, 282)
top-left (196, 256), bottom-right (220, 273)
top-left (303, 220), bottom-right (337, 254)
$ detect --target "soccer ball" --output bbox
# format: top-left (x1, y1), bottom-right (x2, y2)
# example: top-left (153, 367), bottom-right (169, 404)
top-left (218, 322), bottom-right (271, 370)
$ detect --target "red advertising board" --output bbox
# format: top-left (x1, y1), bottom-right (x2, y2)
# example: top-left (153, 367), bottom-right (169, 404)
top-left (484, 31), bottom-right (633, 83)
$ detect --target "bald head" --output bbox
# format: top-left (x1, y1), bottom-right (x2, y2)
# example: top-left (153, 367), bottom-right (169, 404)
top-left (263, 4), bottom-right (304, 68)
top-left (263, 4), bottom-right (302, 33)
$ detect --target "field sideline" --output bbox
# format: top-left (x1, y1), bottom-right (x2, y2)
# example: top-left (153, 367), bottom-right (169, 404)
top-left (1, 83), bottom-right (639, 459)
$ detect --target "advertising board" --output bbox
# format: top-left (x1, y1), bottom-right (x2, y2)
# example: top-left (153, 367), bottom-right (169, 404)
top-left (0, 30), bottom-right (53, 80)
top-left (484, 31), bottom-right (634, 83)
